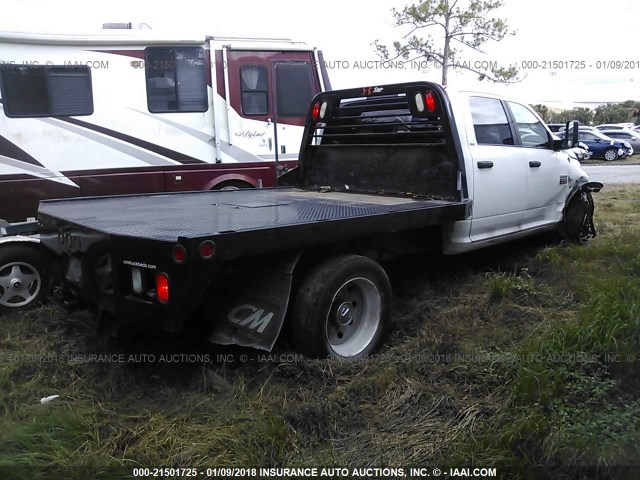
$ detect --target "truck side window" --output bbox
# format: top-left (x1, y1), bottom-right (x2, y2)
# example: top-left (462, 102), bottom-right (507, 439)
top-left (145, 47), bottom-right (207, 113)
top-left (507, 101), bottom-right (550, 148)
top-left (469, 96), bottom-right (513, 146)
top-left (0, 65), bottom-right (93, 118)
top-left (240, 65), bottom-right (268, 115)
top-left (275, 61), bottom-right (315, 117)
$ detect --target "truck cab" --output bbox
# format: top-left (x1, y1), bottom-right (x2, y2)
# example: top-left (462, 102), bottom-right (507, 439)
top-left (444, 90), bottom-right (596, 252)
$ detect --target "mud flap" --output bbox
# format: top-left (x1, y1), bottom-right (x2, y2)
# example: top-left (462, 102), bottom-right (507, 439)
top-left (206, 252), bottom-right (300, 351)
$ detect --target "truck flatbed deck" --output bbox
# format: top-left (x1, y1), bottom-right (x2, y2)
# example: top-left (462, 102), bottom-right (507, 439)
top-left (39, 188), bottom-right (468, 260)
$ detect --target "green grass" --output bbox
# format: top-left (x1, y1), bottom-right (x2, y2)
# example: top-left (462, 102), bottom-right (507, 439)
top-left (582, 154), bottom-right (640, 166)
top-left (1, 185), bottom-right (639, 478)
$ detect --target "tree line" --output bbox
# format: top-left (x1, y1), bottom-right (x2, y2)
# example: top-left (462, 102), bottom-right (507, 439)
top-left (532, 102), bottom-right (640, 126)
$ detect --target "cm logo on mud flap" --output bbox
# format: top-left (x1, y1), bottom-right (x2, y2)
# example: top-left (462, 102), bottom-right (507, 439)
top-left (228, 305), bottom-right (274, 333)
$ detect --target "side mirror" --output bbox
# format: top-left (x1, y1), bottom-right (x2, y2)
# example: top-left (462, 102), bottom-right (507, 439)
top-left (562, 120), bottom-right (579, 149)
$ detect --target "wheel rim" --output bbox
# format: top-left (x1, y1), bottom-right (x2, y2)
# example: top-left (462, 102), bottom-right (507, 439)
top-left (326, 277), bottom-right (381, 357)
top-left (604, 150), bottom-right (616, 161)
top-left (0, 261), bottom-right (42, 308)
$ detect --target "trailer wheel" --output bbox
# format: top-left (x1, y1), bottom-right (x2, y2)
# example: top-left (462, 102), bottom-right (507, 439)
top-left (0, 245), bottom-right (48, 313)
top-left (290, 254), bottom-right (391, 360)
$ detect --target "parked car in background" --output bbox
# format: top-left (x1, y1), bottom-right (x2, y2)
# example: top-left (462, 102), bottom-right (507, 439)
top-left (566, 142), bottom-right (592, 162)
top-left (595, 124), bottom-right (631, 131)
top-left (546, 123), bottom-right (565, 132)
top-left (557, 130), bottom-right (626, 160)
top-left (558, 125), bottom-right (598, 133)
top-left (600, 130), bottom-right (640, 154)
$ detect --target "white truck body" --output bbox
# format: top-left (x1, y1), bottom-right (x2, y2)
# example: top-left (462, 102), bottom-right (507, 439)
top-left (442, 90), bottom-right (594, 253)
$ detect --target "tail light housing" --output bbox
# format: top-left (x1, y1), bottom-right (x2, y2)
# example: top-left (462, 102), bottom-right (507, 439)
top-left (199, 240), bottom-right (216, 259)
top-left (172, 244), bottom-right (187, 264)
top-left (311, 101), bottom-right (328, 121)
top-left (155, 273), bottom-right (169, 304)
top-left (425, 91), bottom-right (436, 113)
top-left (412, 90), bottom-right (437, 115)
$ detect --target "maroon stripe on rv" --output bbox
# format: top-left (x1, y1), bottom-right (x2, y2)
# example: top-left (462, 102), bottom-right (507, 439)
top-left (0, 134), bottom-right (46, 168)
top-left (59, 117), bottom-right (206, 165)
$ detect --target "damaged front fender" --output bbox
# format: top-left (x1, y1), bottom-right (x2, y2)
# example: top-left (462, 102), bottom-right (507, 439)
top-left (561, 178), bottom-right (604, 243)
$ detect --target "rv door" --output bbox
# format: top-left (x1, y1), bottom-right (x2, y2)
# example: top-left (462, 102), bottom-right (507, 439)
top-left (224, 50), bottom-right (321, 168)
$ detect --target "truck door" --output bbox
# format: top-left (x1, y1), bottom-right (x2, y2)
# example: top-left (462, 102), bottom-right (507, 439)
top-left (224, 50), bottom-right (320, 166)
top-left (467, 96), bottom-right (529, 242)
top-left (505, 101), bottom-right (568, 227)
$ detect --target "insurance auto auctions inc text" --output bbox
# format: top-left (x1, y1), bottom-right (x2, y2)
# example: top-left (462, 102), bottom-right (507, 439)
top-left (216, 467), bottom-right (498, 478)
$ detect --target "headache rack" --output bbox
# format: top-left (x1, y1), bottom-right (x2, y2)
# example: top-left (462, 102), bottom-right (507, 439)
top-left (314, 95), bottom-right (444, 145)
top-left (296, 82), bottom-right (463, 201)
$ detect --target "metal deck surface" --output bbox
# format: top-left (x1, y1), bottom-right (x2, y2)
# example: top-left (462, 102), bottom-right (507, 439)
top-left (39, 188), bottom-right (461, 242)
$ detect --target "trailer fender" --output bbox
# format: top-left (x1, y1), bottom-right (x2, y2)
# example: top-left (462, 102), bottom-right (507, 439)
top-left (206, 251), bottom-right (301, 351)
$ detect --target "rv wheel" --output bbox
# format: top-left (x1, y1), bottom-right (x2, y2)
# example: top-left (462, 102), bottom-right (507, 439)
top-left (290, 254), bottom-right (391, 360)
top-left (0, 245), bottom-right (49, 313)
top-left (215, 180), bottom-right (253, 191)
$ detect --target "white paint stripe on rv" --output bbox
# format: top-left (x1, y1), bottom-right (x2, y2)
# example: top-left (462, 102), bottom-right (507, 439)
top-left (130, 109), bottom-right (215, 143)
top-left (0, 155), bottom-right (79, 187)
top-left (38, 118), bottom-right (181, 167)
top-left (130, 109), bottom-right (272, 163)
top-left (257, 154), bottom-right (299, 160)
top-left (218, 141), bottom-right (263, 163)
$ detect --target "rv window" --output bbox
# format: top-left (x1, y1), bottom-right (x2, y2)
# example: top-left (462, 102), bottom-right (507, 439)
top-left (240, 65), bottom-right (268, 115)
top-left (276, 61), bottom-right (314, 117)
top-left (145, 47), bottom-right (207, 113)
top-left (0, 65), bottom-right (93, 118)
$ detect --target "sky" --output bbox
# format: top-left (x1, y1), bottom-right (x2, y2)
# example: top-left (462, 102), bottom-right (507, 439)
top-left (1, 0), bottom-right (639, 107)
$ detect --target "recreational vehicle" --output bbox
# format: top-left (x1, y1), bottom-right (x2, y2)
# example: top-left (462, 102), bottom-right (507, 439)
top-left (0, 29), bottom-right (329, 312)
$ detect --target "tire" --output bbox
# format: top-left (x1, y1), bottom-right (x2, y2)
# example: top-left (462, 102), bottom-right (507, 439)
top-left (0, 245), bottom-right (49, 313)
top-left (290, 254), bottom-right (392, 360)
top-left (214, 180), bottom-right (254, 191)
top-left (603, 148), bottom-right (618, 161)
top-left (558, 191), bottom-right (596, 244)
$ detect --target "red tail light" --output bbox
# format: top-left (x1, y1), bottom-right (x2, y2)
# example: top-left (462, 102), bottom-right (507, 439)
top-left (425, 91), bottom-right (436, 113)
top-left (311, 101), bottom-right (321, 120)
top-left (199, 240), bottom-right (216, 259)
top-left (155, 273), bottom-right (169, 304)
top-left (172, 244), bottom-right (187, 264)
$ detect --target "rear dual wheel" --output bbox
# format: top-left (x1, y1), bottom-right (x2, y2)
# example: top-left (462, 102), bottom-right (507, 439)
top-left (290, 254), bottom-right (391, 360)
